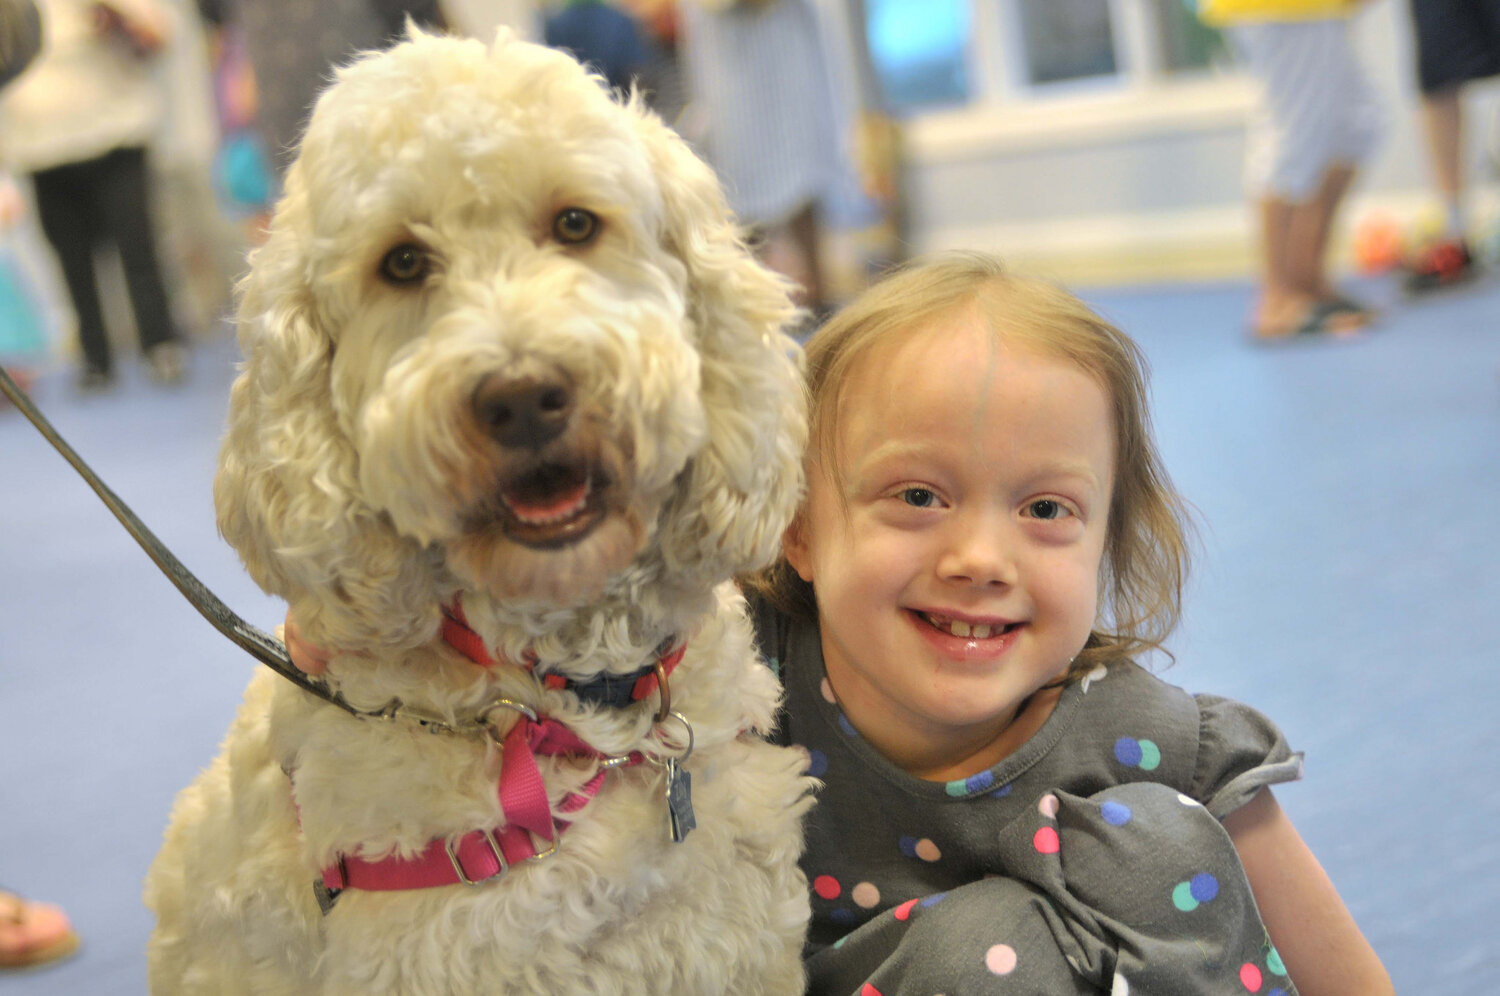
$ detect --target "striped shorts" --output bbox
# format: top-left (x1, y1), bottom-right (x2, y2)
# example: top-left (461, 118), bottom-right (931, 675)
top-left (1230, 19), bottom-right (1384, 201)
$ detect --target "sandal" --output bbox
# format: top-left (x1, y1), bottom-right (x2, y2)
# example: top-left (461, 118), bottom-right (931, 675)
top-left (0, 891), bottom-right (80, 970)
top-left (1319, 294), bottom-right (1377, 327)
top-left (1252, 300), bottom-right (1367, 343)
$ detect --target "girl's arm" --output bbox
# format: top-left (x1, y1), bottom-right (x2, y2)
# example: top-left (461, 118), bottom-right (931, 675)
top-left (1223, 788), bottom-right (1394, 996)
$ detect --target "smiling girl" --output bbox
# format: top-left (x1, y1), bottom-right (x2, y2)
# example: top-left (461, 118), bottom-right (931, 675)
top-left (748, 252), bottom-right (1392, 994)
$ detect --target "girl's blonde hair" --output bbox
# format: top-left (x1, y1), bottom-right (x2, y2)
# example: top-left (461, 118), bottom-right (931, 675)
top-left (748, 251), bottom-right (1193, 677)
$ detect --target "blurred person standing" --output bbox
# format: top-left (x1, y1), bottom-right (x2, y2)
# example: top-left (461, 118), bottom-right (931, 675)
top-left (199, 0), bottom-right (447, 175)
top-left (1399, 0), bottom-right (1499, 292)
top-left (544, 0), bottom-right (649, 95)
top-left (677, 0), bottom-right (862, 319)
top-left (0, 0), bottom-right (44, 402)
top-left (1199, 0), bottom-right (1384, 342)
top-left (0, 0), bottom-right (188, 389)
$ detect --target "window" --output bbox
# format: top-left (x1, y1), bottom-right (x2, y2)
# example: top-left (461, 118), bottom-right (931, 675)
top-left (860, 0), bottom-right (1226, 111)
top-left (1016, 0), bottom-right (1116, 85)
top-left (1150, 0), bottom-right (1229, 73)
top-left (864, 0), bottom-right (970, 111)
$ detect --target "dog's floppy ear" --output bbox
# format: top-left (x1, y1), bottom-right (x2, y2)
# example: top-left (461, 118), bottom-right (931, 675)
top-left (635, 107), bottom-right (808, 582)
top-left (215, 164), bottom-right (438, 649)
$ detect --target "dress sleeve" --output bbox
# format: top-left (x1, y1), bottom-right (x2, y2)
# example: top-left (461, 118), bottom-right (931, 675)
top-left (1190, 694), bottom-right (1304, 820)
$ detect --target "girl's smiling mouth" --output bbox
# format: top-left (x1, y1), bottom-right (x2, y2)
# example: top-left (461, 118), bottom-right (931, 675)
top-left (913, 610), bottom-right (1022, 641)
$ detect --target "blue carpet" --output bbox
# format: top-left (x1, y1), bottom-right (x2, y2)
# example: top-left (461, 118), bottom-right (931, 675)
top-left (2, 276), bottom-right (1496, 993)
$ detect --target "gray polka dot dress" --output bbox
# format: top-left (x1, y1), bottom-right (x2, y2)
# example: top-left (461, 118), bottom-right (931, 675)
top-left (751, 595), bottom-right (1305, 995)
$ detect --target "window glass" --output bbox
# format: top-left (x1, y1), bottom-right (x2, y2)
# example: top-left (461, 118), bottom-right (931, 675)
top-left (1151, 0), bottom-right (1229, 72)
top-left (1016, 0), bottom-right (1117, 85)
top-left (864, 0), bottom-right (971, 111)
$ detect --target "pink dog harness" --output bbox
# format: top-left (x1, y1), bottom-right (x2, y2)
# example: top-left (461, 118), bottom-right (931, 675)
top-left (307, 598), bottom-right (688, 903)
top-left (318, 716), bottom-right (638, 893)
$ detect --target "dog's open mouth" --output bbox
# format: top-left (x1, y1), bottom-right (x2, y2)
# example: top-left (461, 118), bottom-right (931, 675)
top-left (495, 460), bottom-right (607, 548)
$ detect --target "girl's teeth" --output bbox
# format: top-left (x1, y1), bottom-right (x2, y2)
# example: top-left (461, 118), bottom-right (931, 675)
top-left (928, 615), bottom-right (1000, 639)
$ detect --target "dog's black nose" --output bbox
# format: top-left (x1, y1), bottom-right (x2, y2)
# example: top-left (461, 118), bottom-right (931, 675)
top-left (472, 372), bottom-right (575, 449)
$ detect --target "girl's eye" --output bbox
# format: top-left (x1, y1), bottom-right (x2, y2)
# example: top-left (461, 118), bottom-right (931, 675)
top-left (552, 207), bottom-right (600, 245)
top-left (899, 487), bottom-right (938, 508)
top-left (380, 244), bottom-right (430, 284)
top-left (1025, 499), bottom-right (1072, 521)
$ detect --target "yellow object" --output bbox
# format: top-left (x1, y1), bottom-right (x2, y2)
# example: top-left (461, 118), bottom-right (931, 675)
top-left (1197, 0), bottom-right (1358, 27)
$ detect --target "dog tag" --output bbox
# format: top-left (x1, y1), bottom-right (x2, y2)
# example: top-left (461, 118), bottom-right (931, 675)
top-left (312, 879), bottom-right (342, 916)
top-left (664, 757), bottom-right (696, 843)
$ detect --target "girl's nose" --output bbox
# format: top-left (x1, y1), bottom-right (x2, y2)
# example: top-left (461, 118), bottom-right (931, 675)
top-left (936, 518), bottom-right (1018, 587)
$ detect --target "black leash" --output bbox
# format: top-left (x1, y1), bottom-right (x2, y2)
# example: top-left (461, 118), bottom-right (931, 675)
top-left (0, 366), bottom-right (369, 719)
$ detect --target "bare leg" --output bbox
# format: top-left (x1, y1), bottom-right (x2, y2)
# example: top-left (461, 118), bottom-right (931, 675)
top-left (754, 201), bottom-right (827, 316)
top-left (784, 201), bottom-right (827, 312)
top-left (1287, 162), bottom-right (1358, 301)
top-left (1254, 169), bottom-right (1366, 337)
top-left (1403, 85), bottom-right (1479, 291)
top-left (1253, 197), bottom-right (1318, 336)
top-left (1420, 86), bottom-right (1465, 219)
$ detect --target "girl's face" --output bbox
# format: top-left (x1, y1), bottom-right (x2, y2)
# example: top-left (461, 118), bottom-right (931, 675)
top-left (785, 312), bottom-right (1115, 780)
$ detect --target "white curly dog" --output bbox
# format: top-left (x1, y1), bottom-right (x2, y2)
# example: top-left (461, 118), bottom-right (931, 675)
top-left (144, 29), bottom-right (814, 996)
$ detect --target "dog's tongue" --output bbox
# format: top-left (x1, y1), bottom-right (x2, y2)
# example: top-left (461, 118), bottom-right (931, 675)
top-left (501, 467), bottom-right (591, 525)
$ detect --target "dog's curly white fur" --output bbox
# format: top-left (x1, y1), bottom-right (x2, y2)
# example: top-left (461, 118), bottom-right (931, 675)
top-left (144, 29), bottom-right (813, 995)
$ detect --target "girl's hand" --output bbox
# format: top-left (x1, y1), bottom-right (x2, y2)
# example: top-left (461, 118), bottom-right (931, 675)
top-left (280, 612), bottom-right (331, 676)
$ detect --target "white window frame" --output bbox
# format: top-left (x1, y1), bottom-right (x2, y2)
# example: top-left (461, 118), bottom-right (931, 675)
top-left (904, 0), bottom-right (1253, 163)
top-left (964, 0), bottom-right (1219, 104)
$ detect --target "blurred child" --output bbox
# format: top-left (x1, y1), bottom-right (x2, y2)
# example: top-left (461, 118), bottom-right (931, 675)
top-left (1399, 0), bottom-right (1499, 292)
top-left (1198, 0), bottom-right (1384, 341)
top-left (0, 0), bottom-right (187, 389)
top-left (0, 173), bottom-right (44, 402)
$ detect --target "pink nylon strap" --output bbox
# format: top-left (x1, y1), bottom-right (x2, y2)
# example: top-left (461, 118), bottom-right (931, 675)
top-left (318, 717), bottom-right (633, 893)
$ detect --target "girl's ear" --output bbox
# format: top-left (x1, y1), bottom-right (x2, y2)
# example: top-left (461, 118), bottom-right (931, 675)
top-left (782, 515), bottom-right (814, 584)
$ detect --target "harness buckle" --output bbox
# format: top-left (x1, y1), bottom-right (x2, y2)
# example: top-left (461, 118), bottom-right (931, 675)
top-left (445, 829), bottom-right (508, 886)
top-left (527, 830), bottom-right (558, 863)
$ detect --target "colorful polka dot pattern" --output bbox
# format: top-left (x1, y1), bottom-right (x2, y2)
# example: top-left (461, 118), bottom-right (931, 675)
top-left (1114, 736), bottom-right (1161, 770)
top-left (945, 769), bottom-right (995, 797)
top-left (1236, 945), bottom-right (1291, 993)
top-left (824, 793), bottom-right (1294, 996)
top-left (1171, 872), bottom-right (1219, 912)
top-left (796, 664), bottom-right (1293, 995)
top-left (897, 836), bottom-right (942, 862)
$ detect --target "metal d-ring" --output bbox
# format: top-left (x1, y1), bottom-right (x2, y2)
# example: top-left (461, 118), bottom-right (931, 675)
top-left (654, 710), bottom-right (695, 764)
top-left (652, 660), bottom-right (672, 724)
top-left (477, 697), bottom-right (539, 740)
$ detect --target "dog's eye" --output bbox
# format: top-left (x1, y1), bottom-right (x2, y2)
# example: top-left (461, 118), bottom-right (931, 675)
top-left (380, 244), bottom-right (430, 284)
top-left (552, 208), bottom-right (599, 246)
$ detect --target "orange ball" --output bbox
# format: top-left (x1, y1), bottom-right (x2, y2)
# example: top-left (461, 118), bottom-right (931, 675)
top-left (1352, 213), bottom-right (1403, 274)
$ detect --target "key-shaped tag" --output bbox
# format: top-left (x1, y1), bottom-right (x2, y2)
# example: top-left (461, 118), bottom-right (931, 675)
top-left (664, 756), bottom-right (696, 843)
